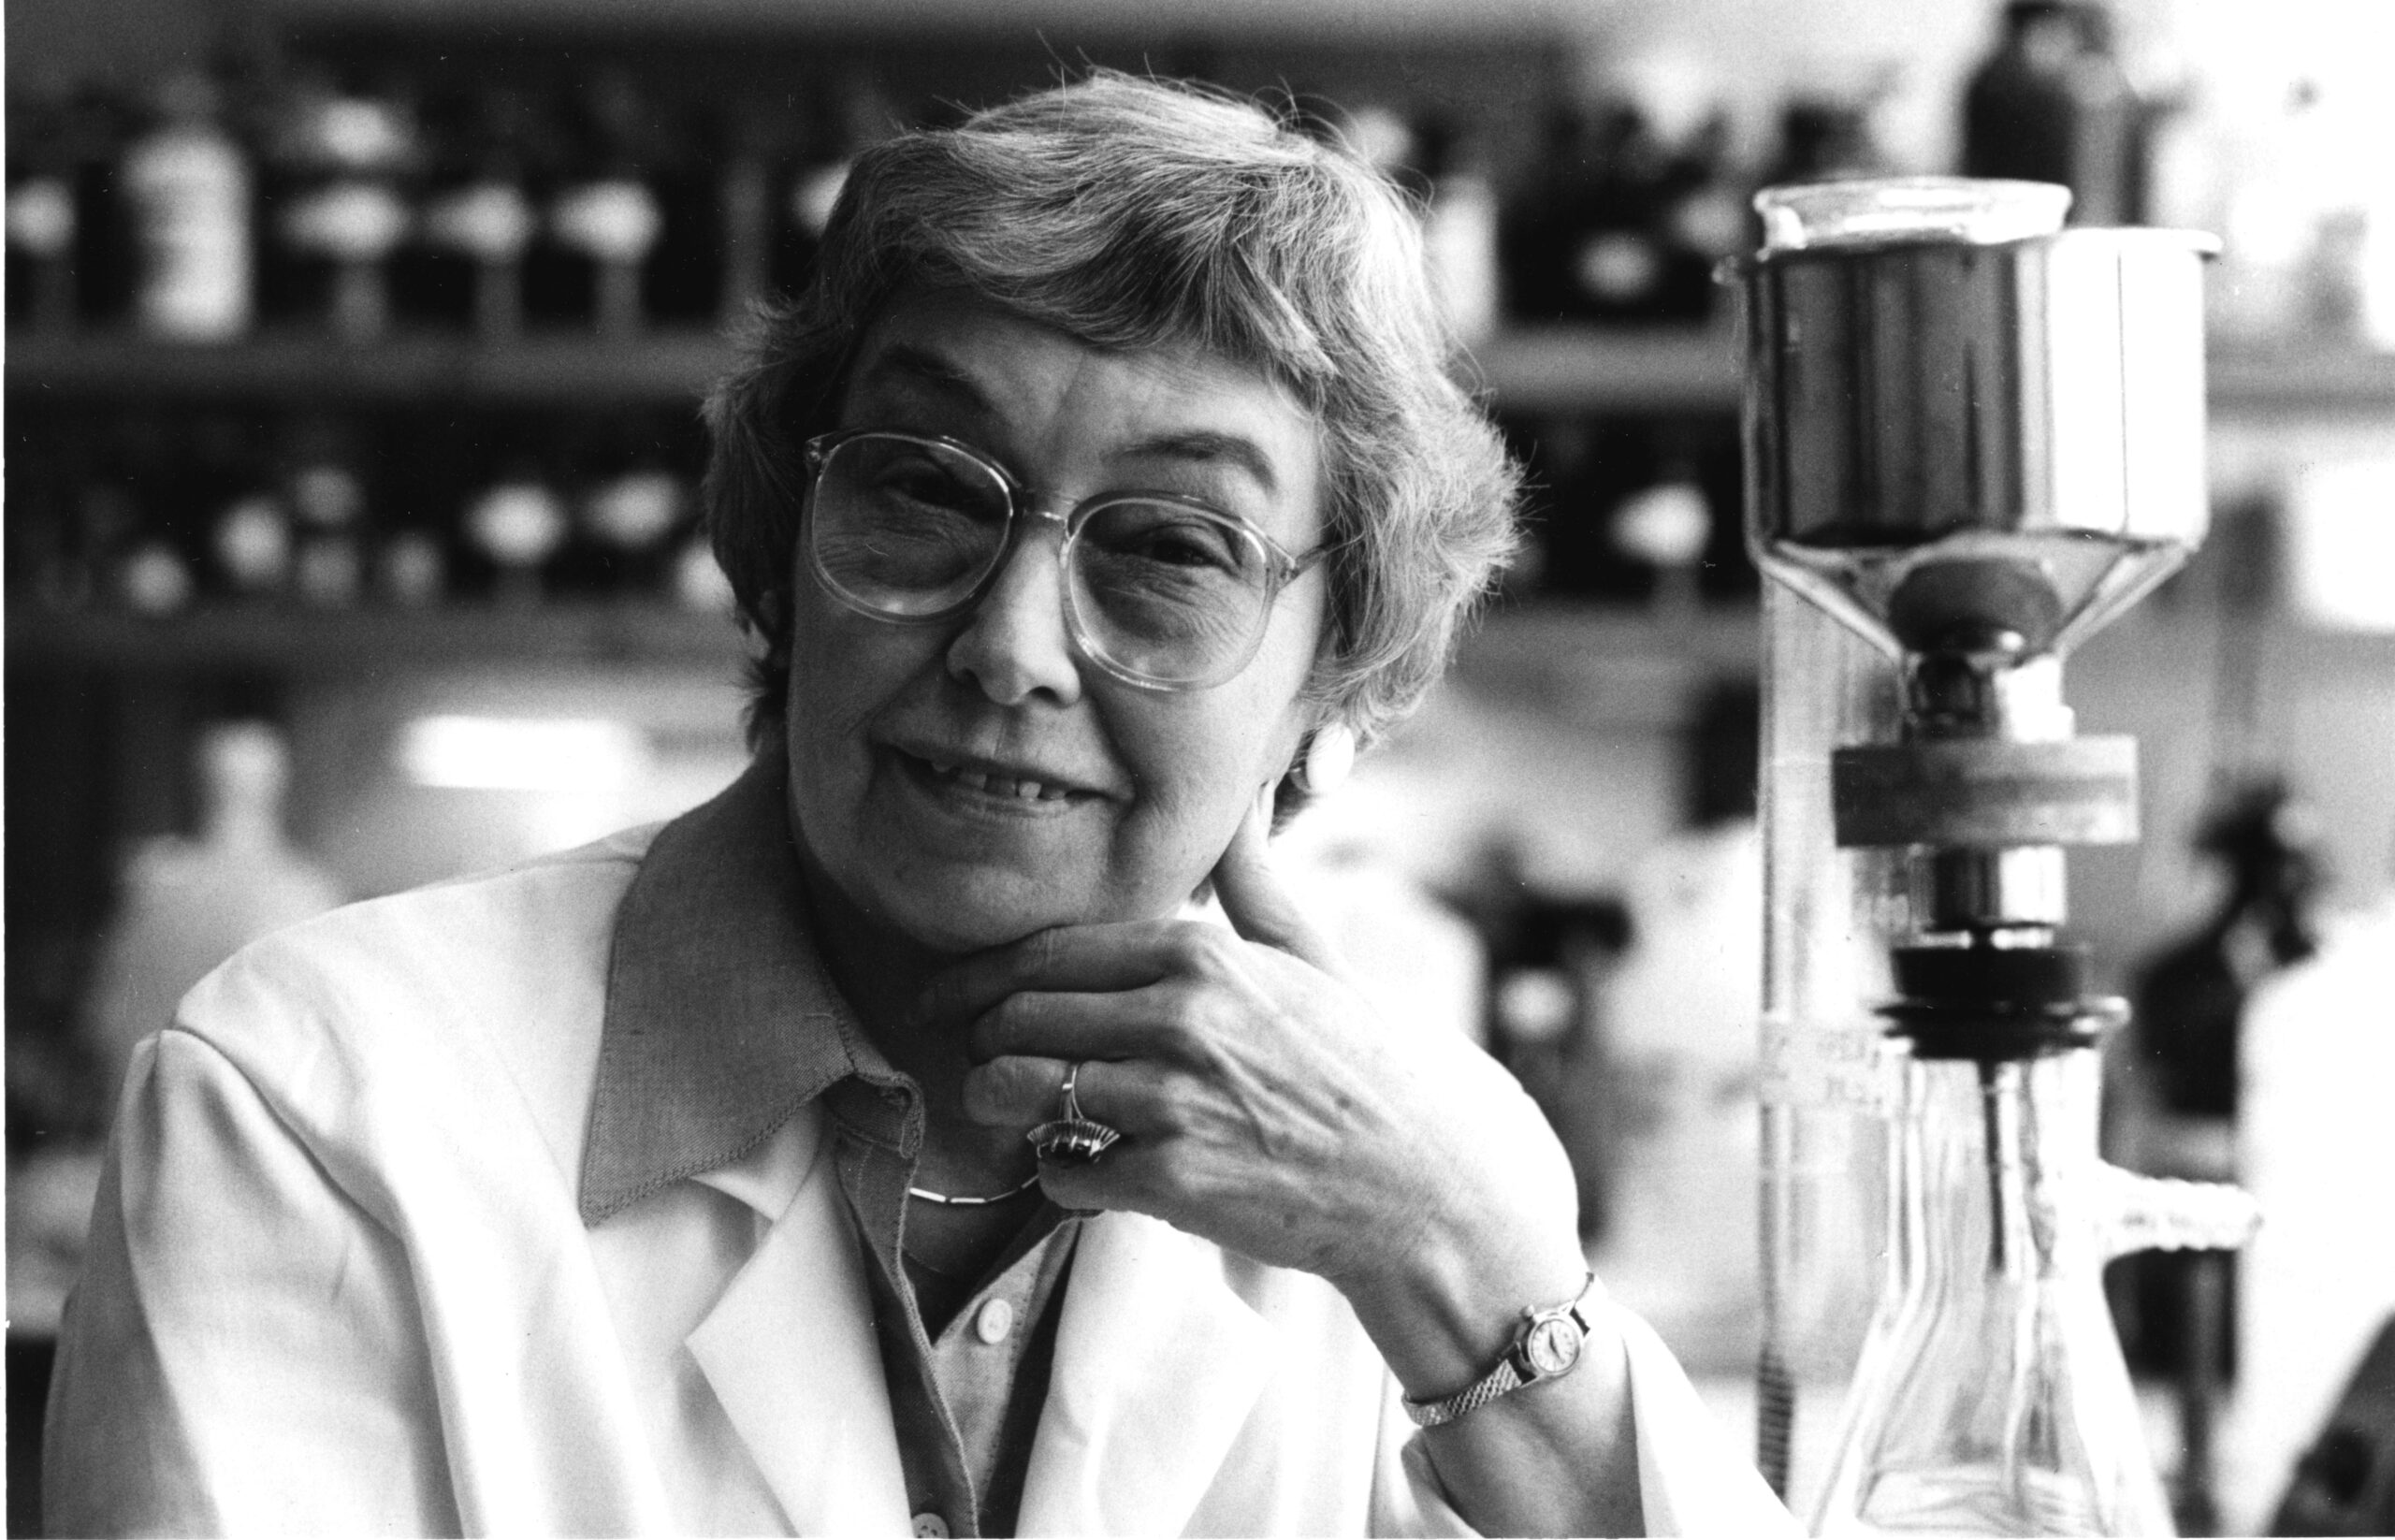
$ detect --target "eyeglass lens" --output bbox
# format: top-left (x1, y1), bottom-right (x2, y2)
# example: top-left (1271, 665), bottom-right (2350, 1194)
top-left (810, 434), bottom-right (1281, 687)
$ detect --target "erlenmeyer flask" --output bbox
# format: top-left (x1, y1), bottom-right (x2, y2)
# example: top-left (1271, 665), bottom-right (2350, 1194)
top-left (1814, 1033), bottom-right (2258, 1535)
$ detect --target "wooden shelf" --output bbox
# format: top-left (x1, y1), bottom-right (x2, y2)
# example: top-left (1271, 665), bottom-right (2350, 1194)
top-left (4, 330), bottom-right (739, 407)
top-left (16, 326), bottom-right (2392, 418)
top-left (1454, 601), bottom-right (1761, 730)
top-left (1466, 325), bottom-right (1743, 414)
top-left (2207, 345), bottom-right (2395, 418)
top-left (4, 602), bottom-right (752, 674)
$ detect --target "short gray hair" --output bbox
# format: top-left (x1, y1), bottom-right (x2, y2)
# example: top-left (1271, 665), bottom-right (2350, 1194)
top-left (704, 71), bottom-right (1520, 783)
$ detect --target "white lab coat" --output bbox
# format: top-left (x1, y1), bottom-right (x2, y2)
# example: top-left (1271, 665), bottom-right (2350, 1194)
top-left (46, 826), bottom-right (1793, 1537)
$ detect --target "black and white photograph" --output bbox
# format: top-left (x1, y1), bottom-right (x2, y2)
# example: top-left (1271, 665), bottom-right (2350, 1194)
top-left (7, 0), bottom-right (2392, 1533)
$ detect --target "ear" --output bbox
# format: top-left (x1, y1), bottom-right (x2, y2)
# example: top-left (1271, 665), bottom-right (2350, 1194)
top-left (1297, 719), bottom-right (1357, 796)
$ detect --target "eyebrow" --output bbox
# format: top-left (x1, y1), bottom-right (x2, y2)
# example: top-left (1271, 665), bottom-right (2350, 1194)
top-left (1118, 429), bottom-right (1283, 499)
top-left (849, 341), bottom-right (996, 414)
top-left (851, 342), bottom-right (1286, 498)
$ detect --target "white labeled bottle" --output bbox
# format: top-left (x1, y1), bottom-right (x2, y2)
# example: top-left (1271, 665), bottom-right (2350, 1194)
top-left (122, 73), bottom-right (253, 341)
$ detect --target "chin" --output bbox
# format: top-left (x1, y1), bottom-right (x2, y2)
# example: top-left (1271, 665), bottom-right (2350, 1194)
top-left (877, 864), bottom-right (1181, 955)
top-left (877, 872), bottom-right (1097, 954)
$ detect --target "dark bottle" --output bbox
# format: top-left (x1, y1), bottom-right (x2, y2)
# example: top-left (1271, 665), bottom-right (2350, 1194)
top-left (394, 82), bottom-right (519, 335)
top-left (1747, 94), bottom-right (1894, 255)
top-left (8, 94), bottom-right (82, 331)
top-left (1558, 102), bottom-right (1676, 322)
top-left (211, 487), bottom-right (294, 603)
top-left (462, 456), bottom-right (569, 603)
top-left (771, 76), bottom-right (893, 305)
top-left (714, 96), bottom-right (783, 327)
top-left (59, 84), bottom-right (138, 327)
top-left (1651, 107), bottom-right (1745, 323)
top-left (103, 409), bottom-right (200, 616)
top-left (577, 464), bottom-right (689, 599)
top-left (1962, 0), bottom-right (2141, 225)
top-left (1405, 113), bottom-right (1502, 346)
top-left (1498, 105), bottom-right (1587, 325)
top-left (282, 414), bottom-right (371, 608)
top-left (5, 404), bottom-right (92, 608)
top-left (261, 67), bottom-right (418, 340)
top-left (531, 69), bottom-right (664, 336)
top-left (1515, 415), bottom-right (1652, 600)
top-left (1764, 95), bottom-right (1889, 186)
top-left (185, 412), bottom-right (287, 603)
top-left (636, 87), bottom-right (722, 327)
top-left (1609, 465), bottom-right (1713, 617)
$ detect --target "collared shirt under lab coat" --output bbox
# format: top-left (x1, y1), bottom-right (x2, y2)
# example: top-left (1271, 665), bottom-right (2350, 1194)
top-left (45, 757), bottom-right (1794, 1536)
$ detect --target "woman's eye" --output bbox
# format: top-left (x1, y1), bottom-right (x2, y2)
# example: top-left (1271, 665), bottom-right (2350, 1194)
top-left (1101, 510), bottom-right (1249, 573)
top-left (875, 463), bottom-right (987, 514)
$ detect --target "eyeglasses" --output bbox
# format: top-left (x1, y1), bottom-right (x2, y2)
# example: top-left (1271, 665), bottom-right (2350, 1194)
top-left (801, 429), bottom-right (1328, 692)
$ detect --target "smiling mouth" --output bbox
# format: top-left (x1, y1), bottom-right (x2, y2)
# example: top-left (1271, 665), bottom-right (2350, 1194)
top-left (898, 749), bottom-right (1091, 806)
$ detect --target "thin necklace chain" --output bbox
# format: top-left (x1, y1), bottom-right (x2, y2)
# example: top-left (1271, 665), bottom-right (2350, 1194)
top-left (907, 1172), bottom-right (1042, 1208)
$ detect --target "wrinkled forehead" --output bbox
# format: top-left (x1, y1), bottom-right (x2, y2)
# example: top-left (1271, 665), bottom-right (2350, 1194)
top-left (835, 287), bottom-right (1328, 539)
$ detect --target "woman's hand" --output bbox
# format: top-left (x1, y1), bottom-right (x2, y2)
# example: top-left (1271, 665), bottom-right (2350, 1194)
top-left (928, 800), bottom-right (1584, 1364)
top-left (930, 800), bottom-right (1645, 1535)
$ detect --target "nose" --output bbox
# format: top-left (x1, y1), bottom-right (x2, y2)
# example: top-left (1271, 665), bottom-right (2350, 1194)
top-left (945, 514), bottom-right (1083, 707)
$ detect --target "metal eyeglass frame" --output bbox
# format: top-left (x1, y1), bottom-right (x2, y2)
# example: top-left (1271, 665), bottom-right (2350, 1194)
top-left (799, 428), bottom-right (1331, 693)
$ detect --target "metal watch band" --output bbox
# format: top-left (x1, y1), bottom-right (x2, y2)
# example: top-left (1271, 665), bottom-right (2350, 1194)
top-left (1401, 1271), bottom-right (1604, 1430)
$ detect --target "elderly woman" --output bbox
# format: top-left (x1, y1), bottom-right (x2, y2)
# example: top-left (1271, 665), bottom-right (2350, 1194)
top-left (45, 73), bottom-right (1787, 1537)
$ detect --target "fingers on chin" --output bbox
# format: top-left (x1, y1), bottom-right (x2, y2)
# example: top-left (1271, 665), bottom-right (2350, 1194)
top-left (960, 1053), bottom-right (1071, 1123)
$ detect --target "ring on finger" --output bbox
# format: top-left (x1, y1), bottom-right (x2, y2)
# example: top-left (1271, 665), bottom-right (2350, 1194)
top-left (1027, 1060), bottom-right (1123, 1165)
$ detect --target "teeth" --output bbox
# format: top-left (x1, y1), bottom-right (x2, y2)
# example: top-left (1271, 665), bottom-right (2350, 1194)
top-left (917, 753), bottom-right (1072, 802)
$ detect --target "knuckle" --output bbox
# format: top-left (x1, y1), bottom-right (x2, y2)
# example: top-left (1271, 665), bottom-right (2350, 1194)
top-left (1163, 925), bottom-right (1224, 974)
top-left (958, 1064), bottom-right (1003, 1121)
top-left (1025, 926), bottom-right (1069, 974)
top-left (1144, 1082), bottom-right (1192, 1138)
top-left (1152, 985), bottom-right (1212, 1056)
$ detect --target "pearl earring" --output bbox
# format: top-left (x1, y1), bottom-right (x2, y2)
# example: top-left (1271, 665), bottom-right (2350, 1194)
top-left (1300, 721), bottom-right (1357, 796)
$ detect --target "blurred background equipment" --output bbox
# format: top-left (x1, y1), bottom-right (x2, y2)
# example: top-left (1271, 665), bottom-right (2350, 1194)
top-left (79, 719), bottom-right (345, 1107)
top-left (1581, 679), bottom-right (1763, 1379)
top-left (2115, 777), bottom-right (2323, 1531)
top-left (7, 2), bottom-right (2393, 1536)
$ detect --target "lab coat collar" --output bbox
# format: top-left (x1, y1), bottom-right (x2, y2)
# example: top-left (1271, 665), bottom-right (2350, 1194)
top-left (579, 749), bottom-right (888, 1226)
top-left (689, 1116), bottom-right (1280, 1540)
top-left (588, 753), bottom-right (1281, 1533)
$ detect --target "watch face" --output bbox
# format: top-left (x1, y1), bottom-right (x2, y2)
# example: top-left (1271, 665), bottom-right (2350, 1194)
top-left (1523, 1314), bottom-right (1583, 1378)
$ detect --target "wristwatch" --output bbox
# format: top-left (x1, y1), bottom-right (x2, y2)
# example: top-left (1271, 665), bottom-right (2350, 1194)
top-left (1401, 1271), bottom-right (1606, 1430)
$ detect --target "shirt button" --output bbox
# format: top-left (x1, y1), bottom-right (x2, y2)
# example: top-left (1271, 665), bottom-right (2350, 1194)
top-left (975, 1296), bottom-right (1017, 1345)
top-left (912, 1512), bottom-right (951, 1538)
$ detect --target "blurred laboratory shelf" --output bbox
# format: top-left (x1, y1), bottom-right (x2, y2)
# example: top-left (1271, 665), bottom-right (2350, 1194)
top-left (16, 597), bottom-right (2389, 687)
top-left (1450, 600), bottom-right (1763, 727)
top-left (16, 327), bottom-right (2395, 417)
top-left (3, 602), bottom-right (752, 675)
top-left (1, 596), bottom-right (1757, 684)
top-left (262, 0), bottom-right (1580, 36)
top-left (4, 329), bottom-right (741, 407)
top-left (1469, 325), bottom-right (1743, 414)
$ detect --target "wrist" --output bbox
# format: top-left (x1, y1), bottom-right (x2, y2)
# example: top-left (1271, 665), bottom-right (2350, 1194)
top-left (1401, 1270), bottom-right (1608, 1430)
top-left (1335, 1203), bottom-right (1592, 1404)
